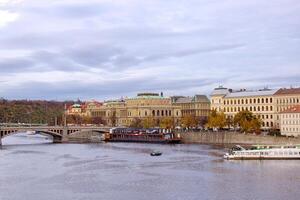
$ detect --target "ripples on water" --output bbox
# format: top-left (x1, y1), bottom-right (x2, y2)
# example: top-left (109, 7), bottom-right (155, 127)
top-left (0, 133), bottom-right (300, 200)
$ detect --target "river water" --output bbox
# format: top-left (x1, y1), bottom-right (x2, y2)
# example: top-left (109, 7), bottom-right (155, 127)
top-left (0, 133), bottom-right (300, 200)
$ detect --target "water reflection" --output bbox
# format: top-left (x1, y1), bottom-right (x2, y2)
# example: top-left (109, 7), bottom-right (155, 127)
top-left (0, 134), bottom-right (299, 200)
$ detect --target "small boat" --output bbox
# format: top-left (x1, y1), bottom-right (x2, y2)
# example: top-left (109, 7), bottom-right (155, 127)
top-left (150, 151), bottom-right (162, 156)
top-left (224, 145), bottom-right (300, 160)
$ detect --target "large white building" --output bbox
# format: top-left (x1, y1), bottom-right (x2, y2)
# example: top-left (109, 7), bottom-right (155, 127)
top-left (211, 86), bottom-right (277, 129)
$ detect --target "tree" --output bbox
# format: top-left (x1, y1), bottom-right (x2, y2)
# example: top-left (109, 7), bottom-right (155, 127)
top-left (142, 117), bottom-right (156, 128)
top-left (181, 115), bottom-right (198, 128)
top-left (91, 116), bottom-right (105, 125)
top-left (206, 110), bottom-right (227, 129)
top-left (129, 118), bottom-right (143, 128)
top-left (233, 110), bottom-right (262, 133)
top-left (160, 117), bottom-right (174, 129)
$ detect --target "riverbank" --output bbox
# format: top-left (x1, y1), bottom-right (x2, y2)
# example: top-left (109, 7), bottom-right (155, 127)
top-left (181, 131), bottom-right (300, 146)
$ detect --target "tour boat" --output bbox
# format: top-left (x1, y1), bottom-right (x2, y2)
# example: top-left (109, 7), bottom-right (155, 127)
top-left (105, 128), bottom-right (181, 144)
top-left (224, 145), bottom-right (300, 160)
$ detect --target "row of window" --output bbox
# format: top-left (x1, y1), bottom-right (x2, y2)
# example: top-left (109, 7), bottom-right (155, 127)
top-left (281, 114), bottom-right (300, 118)
top-left (282, 120), bottom-right (300, 125)
top-left (224, 97), bottom-right (273, 105)
top-left (225, 105), bottom-right (273, 112)
top-left (282, 127), bottom-right (300, 132)
top-left (277, 98), bottom-right (300, 104)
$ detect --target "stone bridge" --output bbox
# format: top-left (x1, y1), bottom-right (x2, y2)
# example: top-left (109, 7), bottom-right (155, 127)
top-left (0, 126), bottom-right (111, 146)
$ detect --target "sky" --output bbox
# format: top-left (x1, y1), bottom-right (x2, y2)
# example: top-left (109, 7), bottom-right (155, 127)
top-left (0, 0), bottom-right (299, 100)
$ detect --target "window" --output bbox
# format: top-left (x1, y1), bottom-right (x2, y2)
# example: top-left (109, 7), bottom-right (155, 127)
top-left (258, 99), bottom-right (260, 103)
top-left (262, 98), bottom-right (264, 104)
top-left (266, 98), bottom-right (268, 103)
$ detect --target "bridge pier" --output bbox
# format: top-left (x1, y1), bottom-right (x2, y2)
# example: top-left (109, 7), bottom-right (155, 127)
top-left (61, 127), bottom-right (69, 143)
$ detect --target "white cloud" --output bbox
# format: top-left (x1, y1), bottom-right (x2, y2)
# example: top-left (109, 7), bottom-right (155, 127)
top-left (0, 10), bottom-right (19, 27)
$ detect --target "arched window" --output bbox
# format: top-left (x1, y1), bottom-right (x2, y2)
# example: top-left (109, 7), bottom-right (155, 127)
top-left (157, 110), bottom-right (160, 116)
top-left (262, 98), bottom-right (264, 104)
top-left (258, 106), bottom-right (260, 111)
top-left (254, 99), bottom-right (256, 104)
top-left (152, 110), bottom-right (155, 116)
top-left (241, 99), bottom-right (244, 104)
top-left (262, 122), bottom-right (265, 127)
top-left (258, 99), bottom-right (260, 104)
top-left (246, 99), bottom-right (248, 104)
top-left (270, 106), bottom-right (273, 111)
top-left (266, 106), bottom-right (268, 111)
top-left (266, 122), bottom-right (269, 127)
top-left (254, 107), bottom-right (256, 111)
top-left (250, 99), bottom-right (252, 104)
top-left (238, 100), bottom-right (240, 104)
top-left (262, 106), bottom-right (264, 111)
top-left (161, 110), bottom-right (164, 116)
top-left (169, 110), bottom-right (172, 116)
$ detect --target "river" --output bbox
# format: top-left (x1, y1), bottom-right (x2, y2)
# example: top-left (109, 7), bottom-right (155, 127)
top-left (0, 133), bottom-right (299, 200)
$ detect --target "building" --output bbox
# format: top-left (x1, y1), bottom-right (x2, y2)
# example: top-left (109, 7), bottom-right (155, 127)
top-left (280, 105), bottom-right (300, 137)
top-left (67, 103), bottom-right (84, 115)
top-left (125, 93), bottom-right (181, 126)
top-left (274, 88), bottom-right (300, 128)
top-left (211, 86), bottom-right (277, 129)
top-left (171, 95), bottom-right (210, 120)
top-left (85, 92), bottom-right (182, 127)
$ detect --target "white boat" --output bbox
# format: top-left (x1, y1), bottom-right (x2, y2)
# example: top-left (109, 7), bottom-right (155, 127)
top-left (224, 145), bottom-right (300, 160)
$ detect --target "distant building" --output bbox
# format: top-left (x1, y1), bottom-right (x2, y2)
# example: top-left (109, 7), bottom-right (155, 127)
top-left (171, 95), bottom-right (210, 120)
top-left (280, 105), bottom-right (300, 137)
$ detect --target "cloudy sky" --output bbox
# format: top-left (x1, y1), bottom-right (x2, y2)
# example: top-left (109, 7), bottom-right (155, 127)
top-left (0, 0), bottom-right (299, 100)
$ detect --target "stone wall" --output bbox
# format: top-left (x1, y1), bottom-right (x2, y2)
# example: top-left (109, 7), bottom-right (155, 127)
top-left (67, 131), bottom-right (105, 143)
top-left (181, 131), bottom-right (300, 146)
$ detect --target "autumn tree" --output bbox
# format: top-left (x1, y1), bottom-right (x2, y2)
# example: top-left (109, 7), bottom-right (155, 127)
top-left (142, 117), bottom-right (156, 128)
top-left (160, 117), bottom-right (174, 129)
top-left (181, 115), bottom-right (198, 128)
top-left (129, 118), bottom-right (143, 128)
top-left (233, 110), bottom-right (262, 133)
top-left (206, 110), bottom-right (227, 129)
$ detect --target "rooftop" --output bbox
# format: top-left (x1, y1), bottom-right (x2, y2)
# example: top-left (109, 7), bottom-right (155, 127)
top-left (274, 88), bottom-right (300, 95)
top-left (173, 95), bottom-right (210, 103)
top-left (225, 89), bottom-right (277, 98)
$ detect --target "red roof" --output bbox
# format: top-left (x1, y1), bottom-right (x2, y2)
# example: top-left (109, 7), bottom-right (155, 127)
top-left (274, 88), bottom-right (300, 95)
top-left (281, 105), bottom-right (300, 113)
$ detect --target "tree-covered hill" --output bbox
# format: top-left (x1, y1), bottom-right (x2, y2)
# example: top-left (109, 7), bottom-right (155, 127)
top-left (0, 99), bottom-right (75, 125)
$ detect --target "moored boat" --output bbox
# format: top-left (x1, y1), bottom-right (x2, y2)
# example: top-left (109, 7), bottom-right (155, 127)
top-left (105, 128), bottom-right (181, 144)
top-left (224, 145), bottom-right (300, 160)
